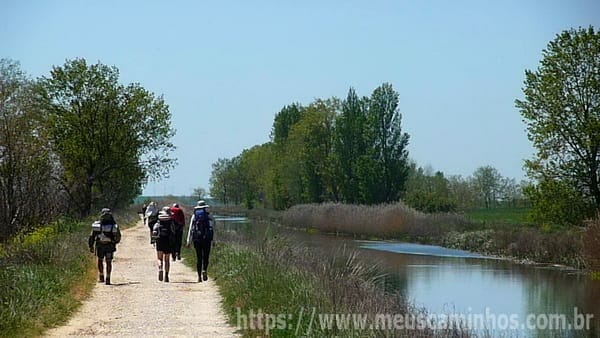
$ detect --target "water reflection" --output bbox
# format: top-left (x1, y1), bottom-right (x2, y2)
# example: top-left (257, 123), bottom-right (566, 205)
top-left (216, 216), bottom-right (600, 337)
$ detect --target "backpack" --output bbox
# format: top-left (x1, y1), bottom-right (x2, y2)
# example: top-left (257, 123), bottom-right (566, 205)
top-left (95, 222), bottom-right (116, 244)
top-left (157, 220), bottom-right (172, 238)
top-left (192, 208), bottom-right (213, 241)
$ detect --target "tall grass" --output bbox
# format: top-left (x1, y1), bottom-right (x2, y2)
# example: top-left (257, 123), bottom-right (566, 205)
top-left (197, 223), bottom-right (470, 337)
top-left (281, 202), bottom-right (586, 269)
top-left (282, 202), bottom-right (467, 241)
top-left (583, 218), bottom-right (600, 274)
top-left (0, 207), bottom-right (140, 337)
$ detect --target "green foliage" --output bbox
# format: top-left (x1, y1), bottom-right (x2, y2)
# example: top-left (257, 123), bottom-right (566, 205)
top-left (0, 59), bottom-right (62, 239)
top-left (472, 165), bottom-right (503, 209)
top-left (34, 58), bottom-right (176, 216)
top-left (210, 157), bottom-right (244, 205)
top-left (333, 88), bottom-right (368, 203)
top-left (210, 83), bottom-right (411, 209)
top-left (524, 178), bottom-right (595, 226)
top-left (271, 103), bottom-right (304, 145)
top-left (516, 26), bottom-right (600, 213)
top-left (288, 99), bottom-right (339, 203)
top-left (404, 165), bottom-right (457, 212)
top-left (364, 83), bottom-right (410, 203)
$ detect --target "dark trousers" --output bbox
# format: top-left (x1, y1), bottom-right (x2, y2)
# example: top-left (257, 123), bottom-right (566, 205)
top-left (193, 239), bottom-right (212, 274)
top-left (172, 228), bottom-right (184, 255)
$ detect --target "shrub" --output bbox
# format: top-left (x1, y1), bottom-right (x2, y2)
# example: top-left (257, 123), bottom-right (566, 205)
top-left (583, 218), bottom-right (600, 272)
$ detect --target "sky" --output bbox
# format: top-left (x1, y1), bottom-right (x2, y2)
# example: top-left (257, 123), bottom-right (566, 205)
top-left (2, 0), bottom-right (599, 196)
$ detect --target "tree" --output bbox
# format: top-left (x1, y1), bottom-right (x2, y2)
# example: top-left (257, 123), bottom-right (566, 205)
top-left (334, 88), bottom-right (368, 203)
top-left (271, 103), bottom-right (304, 145)
top-left (287, 98), bottom-right (339, 203)
top-left (447, 175), bottom-right (479, 210)
top-left (363, 83), bottom-right (410, 203)
top-left (524, 178), bottom-right (593, 226)
top-left (516, 26), bottom-right (600, 216)
top-left (34, 58), bottom-right (176, 216)
top-left (404, 163), bottom-right (456, 212)
top-left (0, 59), bottom-right (64, 238)
top-left (192, 187), bottom-right (207, 201)
top-left (473, 165), bottom-right (502, 208)
top-left (209, 157), bottom-right (244, 205)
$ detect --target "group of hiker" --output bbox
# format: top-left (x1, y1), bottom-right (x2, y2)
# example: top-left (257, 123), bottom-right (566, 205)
top-left (87, 200), bottom-right (215, 285)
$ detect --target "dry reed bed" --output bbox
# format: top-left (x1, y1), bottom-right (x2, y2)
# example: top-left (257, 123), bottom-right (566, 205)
top-left (282, 202), bottom-right (467, 240)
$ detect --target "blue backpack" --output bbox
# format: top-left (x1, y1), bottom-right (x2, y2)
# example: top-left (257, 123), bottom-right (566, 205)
top-left (192, 209), bottom-right (213, 241)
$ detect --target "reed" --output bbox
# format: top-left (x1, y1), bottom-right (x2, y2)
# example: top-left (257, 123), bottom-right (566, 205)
top-left (282, 202), bottom-right (467, 240)
top-left (583, 217), bottom-right (600, 273)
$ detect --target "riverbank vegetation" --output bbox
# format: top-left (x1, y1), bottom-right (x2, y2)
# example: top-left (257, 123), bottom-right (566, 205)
top-left (281, 203), bottom-right (586, 268)
top-left (0, 210), bottom-right (139, 337)
top-left (205, 27), bottom-right (600, 272)
top-left (190, 222), bottom-right (470, 337)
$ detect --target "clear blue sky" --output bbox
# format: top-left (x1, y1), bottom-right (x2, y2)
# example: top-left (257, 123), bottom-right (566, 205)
top-left (2, 0), bottom-right (599, 196)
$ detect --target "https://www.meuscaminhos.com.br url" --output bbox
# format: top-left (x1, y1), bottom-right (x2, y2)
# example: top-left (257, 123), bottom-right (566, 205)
top-left (235, 307), bottom-right (595, 335)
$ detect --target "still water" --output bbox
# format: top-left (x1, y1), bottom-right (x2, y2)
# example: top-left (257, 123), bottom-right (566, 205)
top-left (216, 216), bottom-right (600, 337)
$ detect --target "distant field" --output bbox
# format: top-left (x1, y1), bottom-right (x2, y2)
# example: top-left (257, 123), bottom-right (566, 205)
top-left (465, 207), bottom-right (532, 225)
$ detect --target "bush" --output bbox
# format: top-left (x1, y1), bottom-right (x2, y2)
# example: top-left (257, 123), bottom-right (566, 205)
top-left (524, 179), bottom-right (595, 227)
top-left (583, 218), bottom-right (600, 272)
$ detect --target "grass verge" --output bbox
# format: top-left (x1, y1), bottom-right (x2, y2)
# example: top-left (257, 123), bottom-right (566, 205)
top-left (182, 223), bottom-right (470, 337)
top-left (0, 208), bottom-right (140, 337)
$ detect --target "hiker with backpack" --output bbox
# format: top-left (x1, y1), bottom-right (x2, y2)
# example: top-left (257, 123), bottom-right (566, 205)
top-left (186, 200), bottom-right (214, 282)
top-left (88, 208), bottom-right (121, 285)
top-left (169, 203), bottom-right (185, 261)
top-left (152, 210), bottom-right (174, 282)
top-left (145, 201), bottom-right (159, 244)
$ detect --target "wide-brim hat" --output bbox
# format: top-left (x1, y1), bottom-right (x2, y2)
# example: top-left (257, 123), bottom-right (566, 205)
top-left (194, 200), bottom-right (209, 209)
top-left (158, 210), bottom-right (171, 221)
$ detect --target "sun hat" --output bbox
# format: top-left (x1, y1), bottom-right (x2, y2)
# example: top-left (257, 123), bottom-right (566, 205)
top-left (194, 200), bottom-right (209, 209)
top-left (158, 210), bottom-right (171, 221)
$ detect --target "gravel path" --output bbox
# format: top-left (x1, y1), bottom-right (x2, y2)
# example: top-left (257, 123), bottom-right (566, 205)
top-left (44, 219), bottom-right (238, 337)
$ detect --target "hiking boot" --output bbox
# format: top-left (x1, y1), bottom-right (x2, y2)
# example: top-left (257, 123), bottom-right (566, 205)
top-left (164, 273), bottom-right (169, 283)
top-left (172, 254), bottom-right (176, 262)
top-left (105, 276), bottom-right (111, 285)
top-left (158, 270), bottom-right (163, 281)
top-left (202, 270), bottom-right (207, 281)
top-left (198, 274), bottom-right (202, 283)
top-left (98, 274), bottom-right (104, 283)
top-left (177, 253), bottom-right (181, 260)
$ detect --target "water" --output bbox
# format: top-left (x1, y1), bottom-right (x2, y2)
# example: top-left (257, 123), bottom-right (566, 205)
top-left (217, 216), bottom-right (600, 337)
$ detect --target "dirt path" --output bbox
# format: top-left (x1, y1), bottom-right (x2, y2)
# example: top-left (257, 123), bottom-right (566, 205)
top-left (45, 219), bottom-right (238, 337)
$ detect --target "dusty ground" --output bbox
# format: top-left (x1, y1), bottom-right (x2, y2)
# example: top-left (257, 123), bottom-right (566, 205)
top-left (44, 219), bottom-right (239, 337)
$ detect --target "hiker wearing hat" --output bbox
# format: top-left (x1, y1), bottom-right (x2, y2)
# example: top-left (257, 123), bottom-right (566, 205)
top-left (169, 203), bottom-right (185, 261)
top-left (187, 200), bottom-right (215, 282)
top-left (88, 208), bottom-right (121, 285)
top-left (152, 210), bottom-right (174, 282)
